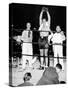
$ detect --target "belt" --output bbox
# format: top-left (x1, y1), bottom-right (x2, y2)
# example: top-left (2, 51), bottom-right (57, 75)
top-left (53, 43), bottom-right (62, 45)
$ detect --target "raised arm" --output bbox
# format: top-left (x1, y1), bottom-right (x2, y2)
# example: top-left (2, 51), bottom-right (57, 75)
top-left (39, 10), bottom-right (44, 26)
top-left (47, 10), bottom-right (51, 27)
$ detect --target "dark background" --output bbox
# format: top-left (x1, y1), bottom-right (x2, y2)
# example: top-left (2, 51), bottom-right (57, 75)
top-left (9, 3), bottom-right (66, 58)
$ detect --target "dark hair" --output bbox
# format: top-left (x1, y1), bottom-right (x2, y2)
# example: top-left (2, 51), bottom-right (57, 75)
top-left (26, 72), bottom-right (32, 77)
top-left (56, 64), bottom-right (62, 70)
top-left (23, 72), bottom-right (32, 82)
top-left (60, 81), bottom-right (66, 84)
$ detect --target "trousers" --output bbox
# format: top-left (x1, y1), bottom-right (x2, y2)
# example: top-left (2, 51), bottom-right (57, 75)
top-left (22, 43), bottom-right (33, 69)
top-left (53, 44), bottom-right (64, 70)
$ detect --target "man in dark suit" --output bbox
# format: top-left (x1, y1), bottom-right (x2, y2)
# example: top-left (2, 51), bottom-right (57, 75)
top-left (37, 67), bottom-right (59, 85)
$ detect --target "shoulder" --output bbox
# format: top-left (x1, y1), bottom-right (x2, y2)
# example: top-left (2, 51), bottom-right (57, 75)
top-left (22, 30), bottom-right (27, 33)
top-left (52, 33), bottom-right (57, 36)
top-left (22, 30), bottom-right (25, 33)
top-left (40, 23), bottom-right (43, 27)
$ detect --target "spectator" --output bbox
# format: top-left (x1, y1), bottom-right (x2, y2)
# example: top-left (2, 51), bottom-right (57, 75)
top-left (37, 67), bottom-right (59, 85)
top-left (18, 72), bottom-right (33, 86)
top-left (56, 64), bottom-right (66, 83)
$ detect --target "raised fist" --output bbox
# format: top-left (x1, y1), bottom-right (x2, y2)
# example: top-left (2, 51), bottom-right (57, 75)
top-left (42, 7), bottom-right (48, 12)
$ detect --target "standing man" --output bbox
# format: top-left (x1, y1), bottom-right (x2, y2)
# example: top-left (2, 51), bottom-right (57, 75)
top-left (21, 22), bottom-right (33, 69)
top-left (38, 7), bottom-right (52, 68)
top-left (51, 26), bottom-right (65, 70)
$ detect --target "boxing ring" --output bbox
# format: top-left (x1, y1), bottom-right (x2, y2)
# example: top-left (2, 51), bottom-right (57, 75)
top-left (9, 27), bottom-right (66, 86)
top-left (9, 26), bottom-right (66, 67)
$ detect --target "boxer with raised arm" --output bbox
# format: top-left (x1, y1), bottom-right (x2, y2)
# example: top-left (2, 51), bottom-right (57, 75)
top-left (38, 7), bottom-right (52, 68)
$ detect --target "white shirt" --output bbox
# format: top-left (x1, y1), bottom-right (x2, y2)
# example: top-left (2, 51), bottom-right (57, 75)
top-left (58, 70), bottom-right (66, 82)
top-left (21, 30), bottom-right (32, 43)
top-left (51, 32), bottom-right (65, 44)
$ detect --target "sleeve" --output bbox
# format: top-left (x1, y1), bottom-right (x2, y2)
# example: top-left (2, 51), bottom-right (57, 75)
top-left (16, 36), bottom-right (21, 42)
top-left (61, 34), bottom-right (65, 41)
top-left (21, 31), bottom-right (25, 41)
top-left (60, 31), bottom-right (66, 41)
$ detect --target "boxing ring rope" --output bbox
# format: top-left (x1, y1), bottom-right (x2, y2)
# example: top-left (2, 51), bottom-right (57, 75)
top-left (10, 28), bottom-right (66, 34)
top-left (9, 39), bottom-right (66, 46)
top-left (9, 28), bottom-right (66, 61)
top-left (11, 52), bottom-right (66, 59)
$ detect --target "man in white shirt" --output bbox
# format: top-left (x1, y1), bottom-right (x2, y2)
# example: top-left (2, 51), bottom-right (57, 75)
top-left (21, 22), bottom-right (33, 69)
top-left (56, 64), bottom-right (66, 83)
top-left (49, 26), bottom-right (65, 70)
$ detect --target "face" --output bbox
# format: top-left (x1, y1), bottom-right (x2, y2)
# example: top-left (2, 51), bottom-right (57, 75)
top-left (42, 19), bottom-right (46, 25)
top-left (26, 23), bottom-right (31, 30)
top-left (56, 26), bottom-right (61, 32)
top-left (24, 73), bottom-right (31, 81)
top-left (56, 67), bottom-right (61, 73)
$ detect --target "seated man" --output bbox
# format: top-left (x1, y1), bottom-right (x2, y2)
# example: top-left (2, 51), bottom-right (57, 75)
top-left (18, 72), bottom-right (33, 86)
top-left (56, 64), bottom-right (66, 83)
top-left (37, 67), bottom-right (59, 85)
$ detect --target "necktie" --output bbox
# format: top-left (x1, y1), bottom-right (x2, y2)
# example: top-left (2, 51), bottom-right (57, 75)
top-left (28, 31), bottom-right (31, 37)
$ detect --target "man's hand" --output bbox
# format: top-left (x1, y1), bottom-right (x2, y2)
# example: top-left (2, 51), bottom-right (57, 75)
top-left (42, 7), bottom-right (48, 12)
top-left (60, 31), bottom-right (64, 35)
